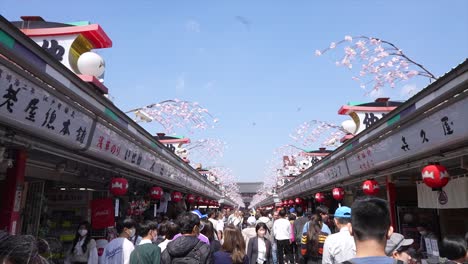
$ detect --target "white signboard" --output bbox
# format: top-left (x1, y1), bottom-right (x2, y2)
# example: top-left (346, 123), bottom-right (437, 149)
top-left (348, 97), bottom-right (468, 175)
top-left (0, 64), bottom-right (93, 149)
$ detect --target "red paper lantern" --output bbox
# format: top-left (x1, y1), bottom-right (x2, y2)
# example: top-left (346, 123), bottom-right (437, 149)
top-left (295, 197), bottom-right (303, 205)
top-left (421, 164), bottom-right (450, 189)
top-left (197, 196), bottom-right (204, 204)
top-left (110, 178), bottom-right (128, 196)
top-left (171, 192), bottom-right (182, 202)
top-left (149, 186), bottom-right (163, 200)
top-left (315, 192), bottom-right (325, 203)
top-left (332, 187), bottom-right (345, 201)
top-left (187, 194), bottom-right (195, 204)
top-left (362, 179), bottom-right (380, 196)
top-left (288, 199), bottom-right (295, 206)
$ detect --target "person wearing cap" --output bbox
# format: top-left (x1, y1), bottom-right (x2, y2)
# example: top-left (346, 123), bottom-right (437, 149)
top-left (385, 233), bottom-right (414, 263)
top-left (243, 216), bottom-right (258, 247)
top-left (322, 206), bottom-right (356, 264)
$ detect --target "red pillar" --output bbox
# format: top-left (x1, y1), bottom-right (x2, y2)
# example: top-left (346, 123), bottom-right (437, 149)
top-left (386, 176), bottom-right (397, 232)
top-left (0, 149), bottom-right (27, 234)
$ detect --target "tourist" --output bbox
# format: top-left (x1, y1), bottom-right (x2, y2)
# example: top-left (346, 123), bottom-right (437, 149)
top-left (289, 213), bottom-right (298, 264)
top-left (208, 210), bottom-right (220, 240)
top-left (102, 218), bottom-right (137, 264)
top-left (322, 206), bottom-right (355, 264)
top-left (201, 219), bottom-right (222, 255)
top-left (157, 221), bottom-right (179, 252)
top-left (303, 205), bottom-right (331, 236)
top-left (242, 215), bottom-right (257, 246)
top-left (273, 209), bottom-right (293, 264)
top-left (257, 209), bottom-right (276, 264)
top-left (384, 233), bottom-right (414, 264)
top-left (171, 210), bottom-right (210, 244)
top-left (440, 235), bottom-right (467, 264)
top-left (345, 197), bottom-right (395, 264)
top-left (129, 221), bottom-right (161, 264)
top-left (294, 207), bottom-right (309, 264)
top-left (246, 222), bottom-right (272, 264)
top-left (69, 221), bottom-right (98, 264)
top-left (300, 214), bottom-right (328, 264)
top-left (161, 212), bottom-right (211, 263)
top-left (214, 224), bottom-right (249, 264)
top-left (216, 211), bottom-right (225, 241)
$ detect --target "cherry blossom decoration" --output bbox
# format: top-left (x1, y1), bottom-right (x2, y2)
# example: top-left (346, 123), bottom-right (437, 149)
top-left (126, 99), bottom-right (219, 134)
top-left (315, 36), bottom-right (437, 96)
top-left (186, 138), bottom-right (227, 166)
top-left (209, 167), bottom-right (245, 208)
top-left (290, 120), bottom-right (346, 148)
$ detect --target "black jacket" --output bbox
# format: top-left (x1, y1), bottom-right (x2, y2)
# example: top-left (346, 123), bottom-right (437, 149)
top-left (161, 235), bottom-right (212, 264)
top-left (246, 237), bottom-right (271, 264)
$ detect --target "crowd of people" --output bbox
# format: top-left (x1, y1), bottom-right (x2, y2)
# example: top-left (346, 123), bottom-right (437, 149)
top-left (1, 197), bottom-right (467, 264)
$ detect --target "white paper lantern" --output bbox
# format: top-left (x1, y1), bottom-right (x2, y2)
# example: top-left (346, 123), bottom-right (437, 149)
top-left (342, 119), bottom-right (357, 134)
top-left (77, 52), bottom-right (105, 77)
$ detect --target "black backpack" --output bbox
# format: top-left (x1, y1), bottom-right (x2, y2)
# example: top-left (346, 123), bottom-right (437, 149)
top-left (171, 240), bottom-right (207, 264)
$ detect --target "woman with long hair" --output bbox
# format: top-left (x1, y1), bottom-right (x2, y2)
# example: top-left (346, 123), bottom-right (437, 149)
top-left (246, 222), bottom-right (272, 264)
top-left (69, 221), bottom-right (98, 264)
top-left (300, 214), bottom-right (327, 264)
top-left (201, 219), bottom-right (222, 255)
top-left (214, 224), bottom-right (249, 264)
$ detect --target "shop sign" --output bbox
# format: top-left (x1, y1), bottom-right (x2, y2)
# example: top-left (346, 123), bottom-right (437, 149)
top-left (87, 122), bottom-right (170, 177)
top-left (347, 97), bottom-right (468, 175)
top-left (0, 64), bottom-right (93, 149)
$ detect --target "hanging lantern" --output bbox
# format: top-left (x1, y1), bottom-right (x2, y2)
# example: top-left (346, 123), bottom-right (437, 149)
top-left (171, 192), bottom-right (182, 202)
top-left (187, 194), bottom-right (195, 204)
top-left (150, 186), bottom-right (163, 200)
top-left (362, 179), bottom-right (380, 196)
top-left (110, 178), bottom-right (128, 196)
top-left (295, 197), bottom-right (303, 205)
top-left (288, 199), bottom-right (295, 206)
top-left (315, 192), bottom-right (325, 203)
top-left (421, 164), bottom-right (450, 190)
top-left (197, 196), bottom-right (204, 204)
top-left (332, 187), bottom-right (345, 201)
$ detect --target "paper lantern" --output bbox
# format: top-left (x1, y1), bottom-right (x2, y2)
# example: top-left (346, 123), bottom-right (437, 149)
top-left (197, 196), bottom-right (204, 204)
top-left (342, 119), bottom-right (357, 134)
top-left (362, 179), bottom-right (380, 196)
top-left (150, 186), bottom-right (163, 200)
top-left (295, 197), bottom-right (304, 205)
top-left (315, 192), bottom-right (325, 203)
top-left (332, 187), bottom-right (345, 201)
top-left (77, 52), bottom-right (105, 77)
top-left (171, 192), bottom-right (182, 202)
top-left (187, 194), bottom-right (195, 204)
top-left (288, 199), bottom-right (295, 206)
top-left (421, 164), bottom-right (450, 190)
top-left (110, 178), bottom-right (128, 196)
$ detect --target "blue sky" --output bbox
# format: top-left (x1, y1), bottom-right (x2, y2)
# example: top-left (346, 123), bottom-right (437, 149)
top-left (2, 1), bottom-right (468, 182)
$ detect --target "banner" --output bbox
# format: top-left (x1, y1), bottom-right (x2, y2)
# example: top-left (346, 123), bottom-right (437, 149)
top-left (91, 198), bottom-right (115, 229)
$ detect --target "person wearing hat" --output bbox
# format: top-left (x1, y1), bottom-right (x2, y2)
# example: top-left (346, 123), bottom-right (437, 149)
top-left (242, 216), bottom-right (258, 247)
top-left (385, 233), bottom-right (414, 263)
top-left (171, 210), bottom-right (210, 245)
top-left (322, 206), bottom-right (356, 264)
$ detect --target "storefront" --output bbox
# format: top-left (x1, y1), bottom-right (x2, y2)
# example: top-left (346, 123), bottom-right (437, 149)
top-left (0, 15), bottom-right (234, 260)
top-left (258, 60), bottom-right (468, 244)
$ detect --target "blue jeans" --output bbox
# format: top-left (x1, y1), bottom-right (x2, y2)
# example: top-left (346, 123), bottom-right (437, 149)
top-left (271, 240), bottom-right (278, 264)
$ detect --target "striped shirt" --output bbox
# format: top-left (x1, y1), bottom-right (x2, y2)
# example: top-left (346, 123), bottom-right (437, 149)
top-left (300, 231), bottom-right (328, 257)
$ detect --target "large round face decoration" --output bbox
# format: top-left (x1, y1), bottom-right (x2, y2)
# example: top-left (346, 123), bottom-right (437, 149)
top-left (299, 159), bottom-right (311, 171)
top-left (77, 52), bottom-right (105, 77)
top-left (175, 146), bottom-right (188, 159)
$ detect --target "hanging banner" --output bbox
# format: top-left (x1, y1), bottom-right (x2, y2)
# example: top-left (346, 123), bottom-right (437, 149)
top-left (91, 198), bottom-right (115, 229)
top-left (417, 177), bottom-right (468, 209)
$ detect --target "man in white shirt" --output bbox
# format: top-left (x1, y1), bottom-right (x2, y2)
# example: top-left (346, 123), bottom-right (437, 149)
top-left (103, 219), bottom-right (136, 264)
top-left (273, 209), bottom-right (293, 264)
top-left (322, 206), bottom-right (356, 264)
top-left (216, 212), bottom-right (225, 241)
top-left (208, 210), bottom-right (219, 240)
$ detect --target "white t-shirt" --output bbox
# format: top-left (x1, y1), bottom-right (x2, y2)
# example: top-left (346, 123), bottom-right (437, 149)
top-left (158, 239), bottom-right (170, 252)
top-left (102, 237), bottom-right (134, 264)
top-left (273, 218), bottom-right (291, 240)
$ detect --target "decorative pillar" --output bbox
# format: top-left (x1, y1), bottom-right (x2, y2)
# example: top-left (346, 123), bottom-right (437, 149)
top-left (386, 176), bottom-right (397, 231)
top-left (0, 149), bottom-right (27, 234)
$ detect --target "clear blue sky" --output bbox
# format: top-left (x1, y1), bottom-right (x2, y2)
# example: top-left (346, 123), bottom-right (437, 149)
top-left (2, 1), bottom-right (467, 182)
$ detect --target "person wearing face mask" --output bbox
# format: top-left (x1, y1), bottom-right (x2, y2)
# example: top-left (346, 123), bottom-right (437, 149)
top-left (247, 222), bottom-right (272, 264)
top-left (129, 221), bottom-right (161, 264)
top-left (68, 221), bottom-right (98, 264)
top-left (103, 218), bottom-right (137, 264)
top-left (416, 224), bottom-right (436, 256)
